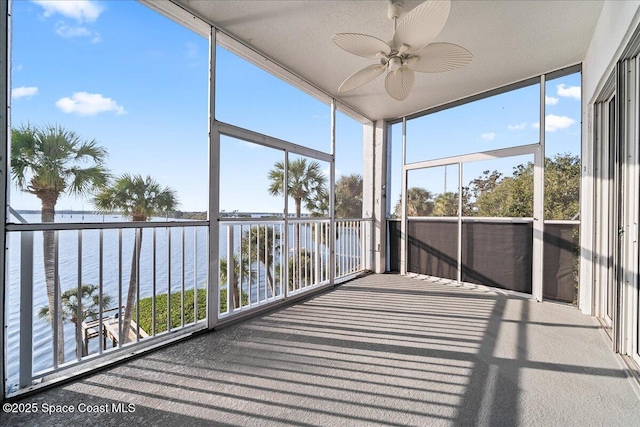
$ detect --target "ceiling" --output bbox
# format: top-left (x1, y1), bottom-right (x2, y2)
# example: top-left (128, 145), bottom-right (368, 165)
top-left (170, 0), bottom-right (603, 122)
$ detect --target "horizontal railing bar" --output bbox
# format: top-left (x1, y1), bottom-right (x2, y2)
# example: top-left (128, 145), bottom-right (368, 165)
top-left (406, 216), bottom-right (458, 221)
top-left (544, 220), bottom-right (580, 225)
top-left (462, 217), bottom-right (534, 223)
top-left (217, 217), bottom-right (373, 224)
top-left (406, 217), bottom-right (534, 223)
top-left (218, 217), bottom-right (284, 224)
top-left (286, 217), bottom-right (330, 223)
top-left (6, 220), bottom-right (209, 232)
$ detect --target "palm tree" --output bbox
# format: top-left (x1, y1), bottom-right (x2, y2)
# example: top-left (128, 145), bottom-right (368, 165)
top-left (394, 187), bottom-right (434, 217)
top-left (335, 174), bottom-right (363, 219)
top-left (219, 253), bottom-right (255, 310)
top-left (11, 124), bottom-right (109, 363)
top-left (268, 158), bottom-right (327, 218)
top-left (38, 285), bottom-right (112, 357)
top-left (93, 174), bottom-right (177, 344)
top-left (268, 158), bottom-right (327, 287)
top-left (241, 225), bottom-right (281, 294)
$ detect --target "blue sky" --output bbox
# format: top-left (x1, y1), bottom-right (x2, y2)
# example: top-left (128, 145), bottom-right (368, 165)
top-left (9, 0), bottom-right (579, 217)
top-left (10, 0), bottom-right (364, 215)
top-left (388, 73), bottom-right (581, 211)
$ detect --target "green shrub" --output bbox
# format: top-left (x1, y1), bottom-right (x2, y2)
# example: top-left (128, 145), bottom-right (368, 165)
top-left (137, 288), bottom-right (247, 334)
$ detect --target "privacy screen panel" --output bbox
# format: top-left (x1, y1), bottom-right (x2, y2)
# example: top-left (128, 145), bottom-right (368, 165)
top-left (407, 220), bottom-right (458, 280)
top-left (461, 222), bottom-right (533, 293)
top-left (543, 223), bottom-right (579, 304)
top-left (388, 220), bottom-right (401, 272)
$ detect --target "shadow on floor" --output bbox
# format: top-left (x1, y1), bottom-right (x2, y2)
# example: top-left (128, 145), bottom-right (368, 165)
top-left (2, 274), bottom-right (639, 426)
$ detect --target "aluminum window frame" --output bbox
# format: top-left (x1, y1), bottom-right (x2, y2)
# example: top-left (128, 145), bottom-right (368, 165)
top-left (394, 67), bottom-right (583, 303)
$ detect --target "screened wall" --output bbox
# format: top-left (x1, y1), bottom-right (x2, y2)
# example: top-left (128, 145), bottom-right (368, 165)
top-left (388, 68), bottom-right (581, 304)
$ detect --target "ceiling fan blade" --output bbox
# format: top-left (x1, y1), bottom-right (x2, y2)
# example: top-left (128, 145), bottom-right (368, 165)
top-left (338, 64), bottom-right (386, 93)
top-left (385, 66), bottom-right (415, 101)
top-left (332, 33), bottom-right (391, 59)
top-left (406, 43), bottom-right (473, 73)
top-left (393, 0), bottom-right (451, 54)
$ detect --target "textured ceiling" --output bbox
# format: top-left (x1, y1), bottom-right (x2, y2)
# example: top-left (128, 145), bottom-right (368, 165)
top-left (172, 0), bottom-right (603, 121)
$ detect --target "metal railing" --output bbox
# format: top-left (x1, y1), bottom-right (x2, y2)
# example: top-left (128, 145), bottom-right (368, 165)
top-left (219, 218), bottom-right (372, 316)
top-left (5, 216), bottom-right (372, 395)
top-left (335, 219), bottom-right (369, 280)
top-left (5, 220), bottom-right (208, 393)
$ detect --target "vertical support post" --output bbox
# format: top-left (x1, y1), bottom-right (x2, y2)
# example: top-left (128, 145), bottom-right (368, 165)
top-left (99, 230), bottom-right (104, 353)
top-left (363, 120), bottom-right (387, 273)
top-left (457, 163), bottom-right (463, 283)
top-left (400, 117), bottom-right (407, 275)
top-left (19, 232), bottom-right (33, 388)
top-left (226, 224), bottom-right (234, 312)
top-left (152, 228), bottom-right (157, 335)
top-left (76, 230), bottom-right (83, 359)
top-left (314, 222), bottom-right (320, 285)
top-left (167, 228), bottom-right (172, 332)
top-left (283, 150), bottom-right (289, 298)
top-left (207, 26), bottom-right (220, 329)
top-left (0, 0), bottom-right (9, 399)
top-left (181, 227), bottom-right (185, 325)
top-left (532, 75), bottom-right (546, 302)
top-left (117, 229), bottom-right (122, 347)
top-left (329, 100), bottom-right (336, 285)
top-left (53, 231), bottom-right (60, 368)
top-left (384, 125), bottom-right (393, 272)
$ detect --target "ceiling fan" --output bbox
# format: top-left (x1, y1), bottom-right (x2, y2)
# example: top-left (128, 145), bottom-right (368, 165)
top-left (332, 0), bottom-right (473, 101)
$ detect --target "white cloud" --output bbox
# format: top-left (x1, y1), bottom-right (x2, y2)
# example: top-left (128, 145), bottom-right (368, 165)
top-left (481, 132), bottom-right (495, 141)
top-left (32, 0), bottom-right (103, 23)
top-left (55, 92), bottom-right (126, 116)
top-left (545, 96), bottom-right (559, 105)
top-left (14, 64), bottom-right (24, 72)
top-left (507, 122), bottom-right (526, 131)
top-left (532, 114), bottom-right (575, 132)
top-left (12, 86), bottom-right (38, 99)
top-left (557, 84), bottom-right (580, 100)
top-left (56, 23), bottom-right (91, 38)
top-left (54, 21), bottom-right (100, 42)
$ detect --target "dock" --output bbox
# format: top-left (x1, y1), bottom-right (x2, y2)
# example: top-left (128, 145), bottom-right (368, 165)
top-left (81, 308), bottom-right (149, 355)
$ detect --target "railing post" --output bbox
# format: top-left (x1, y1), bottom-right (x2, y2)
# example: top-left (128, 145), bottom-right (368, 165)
top-left (314, 223), bottom-right (321, 285)
top-left (227, 224), bottom-right (234, 312)
top-left (19, 231), bottom-right (34, 388)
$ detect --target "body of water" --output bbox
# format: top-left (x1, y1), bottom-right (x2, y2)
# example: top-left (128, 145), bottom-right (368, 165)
top-left (5, 213), bottom-right (361, 393)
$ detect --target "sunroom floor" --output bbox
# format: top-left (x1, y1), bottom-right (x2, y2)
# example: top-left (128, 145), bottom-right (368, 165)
top-left (2, 273), bottom-right (639, 426)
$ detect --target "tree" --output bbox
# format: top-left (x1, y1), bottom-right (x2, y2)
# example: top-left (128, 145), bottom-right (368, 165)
top-left (335, 174), bottom-right (363, 218)
top-left (93, 174), bottom-right (177, 343)
top-left (466, 154), bottom-right (579, 219)
top-left (241, 225), bottom-right (281, 293)
top-left (544, 153), bottom-right (580, 220)
top-left (11, 124), bottom-right (109, 363)
top-left (393, 187), bottom-right (434, 217)
top-left (219, 253), bottom-right (255, 310)
top-left (268, 158), bottom-right (327, 218)
top-left (432, 192), bottom-right (459, 216)
top-left (38, 285), bottom-right (112, 357)
top-left (268, 158), bottom-right (327, 286)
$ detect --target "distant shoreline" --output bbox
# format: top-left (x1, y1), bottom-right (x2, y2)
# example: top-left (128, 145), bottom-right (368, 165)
top-left (14, 210), bottom-right (288, 219)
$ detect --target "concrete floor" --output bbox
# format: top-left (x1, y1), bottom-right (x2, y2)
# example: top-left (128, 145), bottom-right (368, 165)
top-left (2, 274), bottom-right (640, 426)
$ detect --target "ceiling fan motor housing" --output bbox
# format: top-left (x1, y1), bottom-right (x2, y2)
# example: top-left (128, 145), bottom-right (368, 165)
top-left (388, 1), bottom-right (405, 20)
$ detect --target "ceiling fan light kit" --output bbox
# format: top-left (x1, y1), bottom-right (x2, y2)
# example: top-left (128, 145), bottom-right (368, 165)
top-left (332, 0), bottom-right (473, 101)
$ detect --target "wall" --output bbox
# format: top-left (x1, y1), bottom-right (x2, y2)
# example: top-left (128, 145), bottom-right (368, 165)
top-left (580, 1), bottom-right (640, 315)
